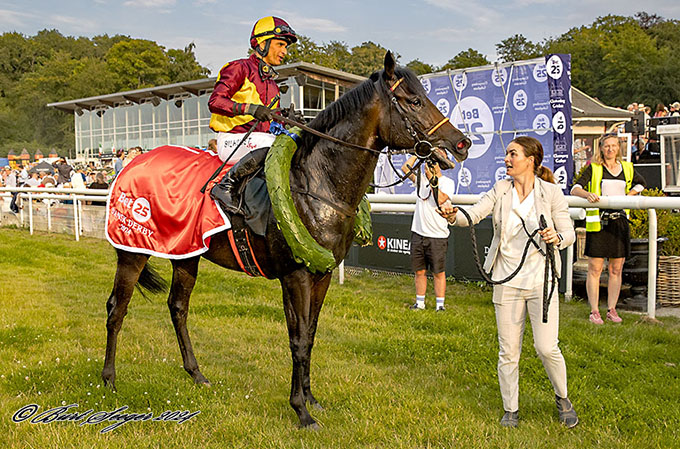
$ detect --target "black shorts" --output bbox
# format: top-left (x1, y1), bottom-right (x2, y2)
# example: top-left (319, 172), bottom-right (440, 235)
top-left (410, 232), bottom-right (448, 274)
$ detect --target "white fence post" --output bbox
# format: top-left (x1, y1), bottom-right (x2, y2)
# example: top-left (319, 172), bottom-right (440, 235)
top-left (28, 193), bottom-right (33, 235)
top-left (648, 209), bottom-right (657, 319)
top-left (72, 193), bottom-right (79, 241)
top-left (565, 237), bottom-right (574, 302)
top-left (78, 198), bottom-right (83, 234)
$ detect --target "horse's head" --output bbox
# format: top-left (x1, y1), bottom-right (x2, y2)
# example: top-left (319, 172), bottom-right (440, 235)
top-left (375, 51), bottom-right (470, 164)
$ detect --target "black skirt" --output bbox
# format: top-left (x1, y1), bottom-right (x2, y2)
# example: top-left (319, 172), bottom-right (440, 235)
top-left (585, 213), bottom-right (630, 259)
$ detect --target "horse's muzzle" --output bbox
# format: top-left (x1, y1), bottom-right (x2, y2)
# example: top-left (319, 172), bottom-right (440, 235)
top-left (451, 137), bottom-right (471, 162)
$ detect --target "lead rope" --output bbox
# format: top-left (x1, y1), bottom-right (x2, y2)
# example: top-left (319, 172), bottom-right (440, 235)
top-left (428, 177), bottom-right (558, 322)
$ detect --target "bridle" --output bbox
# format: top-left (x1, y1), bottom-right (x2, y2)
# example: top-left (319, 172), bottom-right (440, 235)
top-left (369, 75), bottom-right (459, 189)
top-left (385, 76), bottom-right (451, 161)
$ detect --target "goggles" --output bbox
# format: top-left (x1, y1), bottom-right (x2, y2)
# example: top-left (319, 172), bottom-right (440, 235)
top-left (252, 25), bottom-right (297, 42)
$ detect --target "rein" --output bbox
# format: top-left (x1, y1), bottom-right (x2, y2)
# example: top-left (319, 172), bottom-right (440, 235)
top-left (273, 75), bottom-right (451, 190)
top-left (271, 114), bottom-right (383, 154)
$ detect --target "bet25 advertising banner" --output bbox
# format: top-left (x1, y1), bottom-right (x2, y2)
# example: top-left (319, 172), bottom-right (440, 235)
top-left (376, 54), bottom-right (573, 195)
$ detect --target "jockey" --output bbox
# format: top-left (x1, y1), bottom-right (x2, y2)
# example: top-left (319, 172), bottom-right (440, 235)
top-left (209, 16), bottom-right (297, 214)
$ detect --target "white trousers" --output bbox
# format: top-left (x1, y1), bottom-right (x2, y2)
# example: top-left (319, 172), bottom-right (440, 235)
top-left (493, 283), bottom-right (568, 412)
top-left (215, 132), bottom-right (276, 163)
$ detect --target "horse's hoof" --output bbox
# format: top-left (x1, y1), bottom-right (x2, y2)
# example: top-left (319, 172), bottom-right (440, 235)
top-left (102, 376), bottom-right (116, 391)
top-left (193, 375), bottom-right (211, 387)
top-left (310, 402), bottom-right (324, 411)
top-left (299, 421), bottom-right (321, 431)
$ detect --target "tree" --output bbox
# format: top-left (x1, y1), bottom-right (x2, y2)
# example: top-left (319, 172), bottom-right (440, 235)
top-left (406, 59), bottom-right (435, 75)
top-left (33, 29), bottom-right (95, 60)
top-left (440, 48), bottom-right (490, 70)
top-left (635, 11), bottom-right (666, 30)
top-left (344, 41), bottom-right (392, 77)
top-left (320, 41), bottom-right (351, 70)
top-left (92, 34), bottom-right (132, 58)
top-left (495, 34), bottom-right (542, 62)
top-left (544, 14), bottom-right (680, 108)
top-left (283, 35), bottom-right (324, 65)
top-left (0, 32), bottom-right (42, 87)
top-left (105, 39), bottom-right (170, 90)
top-left (167, 42), bottom-right (210, 83)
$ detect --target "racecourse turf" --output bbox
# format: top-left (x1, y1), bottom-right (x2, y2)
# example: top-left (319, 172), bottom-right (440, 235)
top-left (0, 228), bottom-right (678, 448)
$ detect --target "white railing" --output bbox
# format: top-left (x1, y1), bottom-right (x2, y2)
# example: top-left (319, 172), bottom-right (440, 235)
top-left (368, 193), bottom-right (680, 319)
top-left (0, 187), bottom-right (109, 242)
top-left (2, 187), bottom-right (679, 319)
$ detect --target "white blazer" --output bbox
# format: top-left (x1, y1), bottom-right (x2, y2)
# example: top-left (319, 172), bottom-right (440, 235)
top-left (453, 177), bottom-right (575, 276)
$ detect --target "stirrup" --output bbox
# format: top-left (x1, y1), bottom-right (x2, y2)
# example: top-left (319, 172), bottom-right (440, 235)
top-left (211, 184), bottom-right (241, 214)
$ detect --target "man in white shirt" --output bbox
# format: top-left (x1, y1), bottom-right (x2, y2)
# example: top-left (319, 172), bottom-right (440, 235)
top-left (3, 167), bottom-right (19, 213)
top-left (24, 172), bottom-right (41, 188)
top-left (401, 156), bottom-right (456, 311)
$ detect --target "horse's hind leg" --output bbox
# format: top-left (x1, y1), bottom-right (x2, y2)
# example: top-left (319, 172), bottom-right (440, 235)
top-left (281, 270), bottom-right (331, 429)
top-left (102, 251), bottom-right (149, 390)
top-left (168, 257), bottom-right (210, 385)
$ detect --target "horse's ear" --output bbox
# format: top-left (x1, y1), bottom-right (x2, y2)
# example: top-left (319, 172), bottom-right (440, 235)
top-left (384, 51), bottom-right (396, 80)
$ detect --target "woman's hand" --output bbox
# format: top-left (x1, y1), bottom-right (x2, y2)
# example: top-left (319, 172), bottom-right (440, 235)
top-left (538, 226), bottom-right (562, 245)
top-left (437, 200), bottom-right (458, 224)
top-left (585, 192), bottom-right (600, 203)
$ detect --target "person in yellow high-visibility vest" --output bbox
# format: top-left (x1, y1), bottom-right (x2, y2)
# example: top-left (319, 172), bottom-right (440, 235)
top-left (571, 133), bottom-right (646, 325)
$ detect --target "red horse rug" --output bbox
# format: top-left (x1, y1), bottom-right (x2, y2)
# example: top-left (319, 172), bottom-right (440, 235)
top-left (106, 145), bottom-right (232, 259)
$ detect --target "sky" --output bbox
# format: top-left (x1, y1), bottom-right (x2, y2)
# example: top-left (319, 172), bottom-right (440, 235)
top-left (2, 0), bottom-right (680, 76)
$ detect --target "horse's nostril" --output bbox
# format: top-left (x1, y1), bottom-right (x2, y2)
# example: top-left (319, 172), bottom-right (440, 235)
top-left (457, 139), bottom-right (469, 150)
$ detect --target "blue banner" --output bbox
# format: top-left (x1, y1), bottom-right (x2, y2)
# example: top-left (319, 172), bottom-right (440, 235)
top-left (375, 55), bottom-right (573, 195)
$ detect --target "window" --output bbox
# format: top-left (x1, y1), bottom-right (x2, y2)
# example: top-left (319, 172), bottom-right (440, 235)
top-left (303, 79), bottom-right (323, 116)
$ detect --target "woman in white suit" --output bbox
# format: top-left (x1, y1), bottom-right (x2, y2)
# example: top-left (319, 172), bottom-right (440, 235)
top-left (438, 136), bottom-right (578, 428)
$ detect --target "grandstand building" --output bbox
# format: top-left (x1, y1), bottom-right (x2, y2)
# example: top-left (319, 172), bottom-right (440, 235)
top-left (47, 62), bottom-right (364, 160)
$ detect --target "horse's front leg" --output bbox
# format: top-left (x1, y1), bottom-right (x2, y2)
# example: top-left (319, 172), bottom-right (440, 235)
top-left (301, 273), bottom-right (331, 411)
top-left (281, 270), bottom-right (328, 429)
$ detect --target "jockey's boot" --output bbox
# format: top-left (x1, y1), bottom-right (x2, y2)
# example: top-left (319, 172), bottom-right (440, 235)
top-left (211, 147), bottom-right (268, 214)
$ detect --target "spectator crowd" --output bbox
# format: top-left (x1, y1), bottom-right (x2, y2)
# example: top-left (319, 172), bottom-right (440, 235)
top-left (626, 100), bottom-right (680, 164)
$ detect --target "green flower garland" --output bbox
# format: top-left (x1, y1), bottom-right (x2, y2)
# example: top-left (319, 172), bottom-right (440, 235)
top-left (265, 127), bottom-right (372, 273)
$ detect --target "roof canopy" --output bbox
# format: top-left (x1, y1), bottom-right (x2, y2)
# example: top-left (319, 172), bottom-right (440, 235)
top-left (571, 87), bottom-right (632, 121)
top-left (47, 61), bottom-right (365, 114)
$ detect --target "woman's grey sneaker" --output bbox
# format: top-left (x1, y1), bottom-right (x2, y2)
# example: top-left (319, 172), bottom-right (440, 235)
top-left (555, 396), bottom-right (579, 428)
top-left (409, 303), bottom-right (425, 310)
top-left (500, 411), bottom-right (519, 427)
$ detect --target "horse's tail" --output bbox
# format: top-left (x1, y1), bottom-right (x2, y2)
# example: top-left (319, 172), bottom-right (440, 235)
top-left (136, 262), bottom-right (168, 298)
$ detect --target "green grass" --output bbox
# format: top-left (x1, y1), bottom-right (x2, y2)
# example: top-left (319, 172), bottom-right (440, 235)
top-left (1, 228), bottom-right (678, 448)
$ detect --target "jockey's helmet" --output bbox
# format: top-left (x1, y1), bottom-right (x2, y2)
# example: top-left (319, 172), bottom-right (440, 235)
top-left (250, 16), bottom-right (297, 49)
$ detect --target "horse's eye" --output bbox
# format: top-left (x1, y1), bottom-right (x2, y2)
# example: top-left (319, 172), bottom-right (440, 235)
top-left (410, 98), bottom-right (422, 107)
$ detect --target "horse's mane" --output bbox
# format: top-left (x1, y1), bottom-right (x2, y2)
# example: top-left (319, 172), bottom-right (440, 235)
top-left (306, 73), bottom-right (378, 133)
top-left (300, 66), bottom-right (421, 149)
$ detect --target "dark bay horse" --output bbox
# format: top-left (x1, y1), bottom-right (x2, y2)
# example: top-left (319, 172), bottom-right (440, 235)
top-left (102, 52), bottom-right (470, 428)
